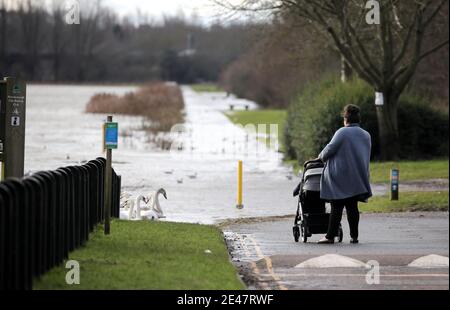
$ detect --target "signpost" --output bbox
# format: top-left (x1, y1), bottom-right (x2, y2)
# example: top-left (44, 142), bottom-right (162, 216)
top-left (0, 77), bottom-right (26, 181)
top-left (105, 121), bottom-right (118, 150)
top-left (390, 168), bottom-right (399, 201)
top-left (104, 116), bottom-right (118, 234)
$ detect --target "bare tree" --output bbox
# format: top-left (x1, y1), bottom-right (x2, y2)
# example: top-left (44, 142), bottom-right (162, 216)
top-left (217, 0), bottom-right (449, 160)
top-left (0, 2), bottom-right (282, 84)
top-left (72, 0), bottom-right (103, 81)
top-left (0, 0), bottom-right (10, 70)
top-left (17, 0), bottom-right (46, 80)
top-left (50, 0), bottom-right (68, 81)
top-left (221, 16), bottom-right (339, 107)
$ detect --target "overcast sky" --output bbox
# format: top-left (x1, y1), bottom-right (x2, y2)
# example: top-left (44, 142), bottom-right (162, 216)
top-left (105, 0), bottom-right (242, 24)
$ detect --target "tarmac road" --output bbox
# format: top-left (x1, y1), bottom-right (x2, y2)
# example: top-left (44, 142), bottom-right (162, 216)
top-left (224, 212), bottom-right (449, 290)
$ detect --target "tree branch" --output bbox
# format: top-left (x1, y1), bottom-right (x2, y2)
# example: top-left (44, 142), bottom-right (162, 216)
top-left (393, 8), bottom-right (419, 66)
top-left (417, 39), bottom-right (449, 62)
top-left (423, 0), bottom-right (447, 27)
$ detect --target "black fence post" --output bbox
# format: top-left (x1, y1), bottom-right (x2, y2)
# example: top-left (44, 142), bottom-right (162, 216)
top-left (0, 157), bottom-right (121, 290)
top-left (0, 193), bottom-right (5, 290)
top-left (0, 184), bottom-right (13, 290)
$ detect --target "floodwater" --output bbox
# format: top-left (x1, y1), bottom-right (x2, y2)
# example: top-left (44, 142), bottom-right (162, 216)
top-left (25, 84), bottom-right (298, 224)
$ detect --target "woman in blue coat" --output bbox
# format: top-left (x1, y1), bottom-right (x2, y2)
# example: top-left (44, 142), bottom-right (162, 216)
top-left (317, 104), bottom-right (372, 244)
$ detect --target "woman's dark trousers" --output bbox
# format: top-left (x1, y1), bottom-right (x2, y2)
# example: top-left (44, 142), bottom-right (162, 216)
top-left (326, 197), bottom-right (360, 240)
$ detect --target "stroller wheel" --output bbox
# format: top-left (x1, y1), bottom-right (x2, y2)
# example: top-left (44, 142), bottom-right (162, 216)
top-left (338, 226), bottom-right (344, 243)
top-left (293, 226), bottom-right (300, 242)
top-left (301, 226), bottom-right (308, 243)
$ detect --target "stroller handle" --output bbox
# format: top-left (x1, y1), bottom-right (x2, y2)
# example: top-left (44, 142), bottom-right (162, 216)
top-left (303, 158), bottom-right (323, 168)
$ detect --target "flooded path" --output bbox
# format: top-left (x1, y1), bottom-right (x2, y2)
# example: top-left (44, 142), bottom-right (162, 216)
top-left (25, 85), bottom-right (297, 224)
top-left (25, 85), bottom-right (445, 225)
top-left (113, 87), bottom-right (298, 224)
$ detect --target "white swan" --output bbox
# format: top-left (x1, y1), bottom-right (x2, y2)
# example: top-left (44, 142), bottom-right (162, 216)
top-left (121, 198), bottom-right (134, 210)
top-left (120, 195), bottom-right (147, 220)
top-left (143, 188), bottom-right (167, 219)
top-left (133, 194), bottom-right (147, 219)
top-left (120, 199), bottom-right (135, 220)
top-left (120, 192), bottom-right (166, 221)
top-left (140, 209), bottom-right (160, 221)
top-left (121, 191), bottom-right (131, 199)
top-left (120, 191), bottom-right (133, 209)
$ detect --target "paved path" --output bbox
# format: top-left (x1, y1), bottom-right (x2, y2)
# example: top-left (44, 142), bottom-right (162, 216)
top-left (224, 212), bottom-right (449, 290)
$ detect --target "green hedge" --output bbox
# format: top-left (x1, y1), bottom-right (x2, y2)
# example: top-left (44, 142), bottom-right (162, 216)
top-left (285, 77), bottom-right (449, 163)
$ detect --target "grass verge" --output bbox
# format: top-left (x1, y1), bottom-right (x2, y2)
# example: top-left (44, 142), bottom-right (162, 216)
top-left (369, 160), bottom-right (449, 183)
top-left (34, 220), bottom-right (244, 290)
top-left (191, 83), bottom-right (223, 93)
top-left (360, 191), bottom-right (449, 213)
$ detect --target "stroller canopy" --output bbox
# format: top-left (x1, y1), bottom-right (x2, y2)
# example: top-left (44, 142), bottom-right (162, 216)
top-left (303, 167), bottom-right (323, 192)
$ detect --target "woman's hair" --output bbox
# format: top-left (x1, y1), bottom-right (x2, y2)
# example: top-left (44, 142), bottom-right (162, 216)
top-left (342, 104), bottom-right (361, 124)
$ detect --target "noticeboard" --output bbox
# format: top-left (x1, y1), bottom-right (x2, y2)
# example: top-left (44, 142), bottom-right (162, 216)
top-left (104, 122), bottom-right (118, 149)
top-left (375, 92), bottom-right (384, 106)
top-left (0, 77), bottom-right (26, 178)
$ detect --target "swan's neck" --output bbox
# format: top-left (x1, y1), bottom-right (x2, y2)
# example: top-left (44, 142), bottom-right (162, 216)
top-left (152, 191), bottom-right (164, 214)
top-left (136, 196), bottom-right (145, 218)
top-left (128, 201), bottom-right (135, 218)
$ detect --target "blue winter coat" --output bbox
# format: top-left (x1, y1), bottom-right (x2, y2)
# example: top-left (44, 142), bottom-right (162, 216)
top-left (318, 124), bottom-right (372, 202)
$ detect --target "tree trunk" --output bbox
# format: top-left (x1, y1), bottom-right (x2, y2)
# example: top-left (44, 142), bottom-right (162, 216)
top-left (376, 90), bottom-right (400, 160)
top-left (340, 55), bottom-right (353, 82)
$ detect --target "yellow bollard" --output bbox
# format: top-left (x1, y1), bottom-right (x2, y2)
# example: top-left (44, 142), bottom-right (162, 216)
top-left (236, 160), bottom-right (244, 209)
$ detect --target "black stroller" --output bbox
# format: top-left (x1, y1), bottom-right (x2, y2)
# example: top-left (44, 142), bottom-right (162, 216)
top-left (292, 160), bottom-right (343, 243)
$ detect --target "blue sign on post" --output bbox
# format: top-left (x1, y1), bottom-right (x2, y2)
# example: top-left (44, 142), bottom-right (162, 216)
top-left (104, 122), bottom-right (118, 149)
top-left (390, 168), bottom-right (399, 200)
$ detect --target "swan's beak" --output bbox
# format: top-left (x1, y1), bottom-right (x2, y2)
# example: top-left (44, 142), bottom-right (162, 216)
top-left (143, 197), bottom-right (149, 204)
top-left (163, 193), bottom-right (168, 200)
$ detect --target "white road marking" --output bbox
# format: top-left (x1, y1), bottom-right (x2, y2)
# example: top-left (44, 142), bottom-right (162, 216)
top-left (262, 273), bottom-right (449, 278)
top-left (295, 254), bottom-right (368, 268)
top-left (408, 254), bottom-right (449, 268)
top-left (246, 236), bottom-right (288, 290)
